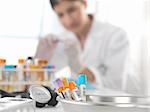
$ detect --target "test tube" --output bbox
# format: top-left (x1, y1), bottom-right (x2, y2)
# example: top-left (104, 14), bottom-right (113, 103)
top-left (57, 87), bottom-right (65, 99)
top-left (77, 74), bottom-right (87, 101)
top-left (17, 59), bottom-right (26, 91)
top-left (25, 57), bottom-right (34, 81)
top-left (17, 59), bottom-right (25, 81)
top-left (36, 59), bottom-right (48, 81)
top-left (43, 65), bottom-right (55, 81)
top-left (29, 64), bottom-right (40, 81)
top-left (55, 79), bottom-right (65, 99)
top-left (69, 81), bottom-right (81, 101)
top-left (0, 59), bottom-right (2, 81)
top-left (62, 77), bottom-right (71, 100)
top-left (0, 59), bottom-right (6, 81)
top-left (4, 65), bottom-right (16, 92)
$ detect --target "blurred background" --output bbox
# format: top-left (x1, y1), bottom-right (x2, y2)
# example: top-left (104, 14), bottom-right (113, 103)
top-left (0, 0), bottom-right (149, 94)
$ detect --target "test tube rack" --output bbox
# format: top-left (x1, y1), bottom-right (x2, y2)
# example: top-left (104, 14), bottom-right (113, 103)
top-left (0, 68), bottom-right (55, 92)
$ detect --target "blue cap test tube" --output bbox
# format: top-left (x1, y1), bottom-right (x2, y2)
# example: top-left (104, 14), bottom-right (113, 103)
top-left (77, 74), bottom-right (87, 101)
top-left (43, 65), bottom-right (55, 81)
top-left (77, 74), bottom-right (87, 85)
top-left (4, 65), bottom-right (16, 69)
top-left (4, 65), bottom-right (16, 85)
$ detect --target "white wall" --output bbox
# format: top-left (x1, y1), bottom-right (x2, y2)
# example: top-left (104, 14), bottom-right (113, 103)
top-left (0, 37), bottom-right (38, 64)
top-left (0, 0), bottom-right (44, 38)
top-left (0, 0), bottom-right (43, 64)
top-left (143, 0), bottom-right (150, 95)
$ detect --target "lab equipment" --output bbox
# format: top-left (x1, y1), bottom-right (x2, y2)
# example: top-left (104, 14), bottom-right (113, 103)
top-left (0, 57), bottom-right (55, 92)
top-left (77, 74), bottom-right (87, 101)
top-left (69, 81), bottom-right (81, 101)
top-left (57, 87), bottom-right (65, 99)
top-left (17, 59), bottom-right (25, 81)
top-left (62, 77), bottom-right (71, 100)
top-left (55, 79), bottom-right (65, 99)
top-left (29, 85), bottom-right (58, 108)
top-left (25, 57), bottom-right (34, 81)
top-left (0, 59), bottom-right (6, 81)
top-left (35, 59), bottom-right (48, 81)
top-left (43, 65), bottom-right (55, 81)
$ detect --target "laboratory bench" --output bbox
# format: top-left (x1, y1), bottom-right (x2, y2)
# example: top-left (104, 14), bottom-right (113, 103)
top-left (0, 89), bottom-right (150, 112)
top-left (0, 97), bottom-right (64, 112)
top-left (36, 103), bottom-right (64, 112)
top-left (36, 89), bottom-right (150, 112)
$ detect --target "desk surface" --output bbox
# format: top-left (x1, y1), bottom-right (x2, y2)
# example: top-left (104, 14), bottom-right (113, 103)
top-left (36, 103), bottom-right (64, 112)
top-left (35, 89), bottom-right (130, 112)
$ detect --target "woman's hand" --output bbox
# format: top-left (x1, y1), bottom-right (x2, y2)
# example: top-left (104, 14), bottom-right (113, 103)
top-left (78, 67), bottom-right (95, 82)
top-left (35, 34), bottom-right (60, 61)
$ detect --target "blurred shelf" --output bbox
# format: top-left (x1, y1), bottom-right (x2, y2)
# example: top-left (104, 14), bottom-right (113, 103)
top-left (0, 81), bottom-right (52, 85)
top-left (0, 69), bottom-right (55, 72)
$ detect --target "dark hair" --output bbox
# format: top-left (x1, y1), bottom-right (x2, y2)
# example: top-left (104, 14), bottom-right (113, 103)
top-left (50, 0), bottom-right (83, 9)
top-left (49, 0), bottom-right (61, 9)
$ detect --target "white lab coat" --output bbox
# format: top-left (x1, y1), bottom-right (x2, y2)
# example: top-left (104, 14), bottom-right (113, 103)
top-left (35, 18), bottom-right (140, 94)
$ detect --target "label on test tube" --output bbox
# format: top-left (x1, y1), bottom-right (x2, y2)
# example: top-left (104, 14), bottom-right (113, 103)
top-left (69, 81), bottom-right (81, 101)
top-left (77, 74), bottom-right (87, 101)
top-left (62, 77), bottom-right (71, 100)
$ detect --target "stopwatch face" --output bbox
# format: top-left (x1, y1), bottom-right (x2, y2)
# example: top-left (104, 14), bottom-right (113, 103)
top-left (29, 85), bottom-right (51, 103)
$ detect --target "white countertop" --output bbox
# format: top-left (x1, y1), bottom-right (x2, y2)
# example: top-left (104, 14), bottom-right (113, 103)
top-left (35, 89), bottom-right (131, 112)
top-left (0, 89), bottom-right (140, 112)
top-left (35, 103), bottom-right (64, 112)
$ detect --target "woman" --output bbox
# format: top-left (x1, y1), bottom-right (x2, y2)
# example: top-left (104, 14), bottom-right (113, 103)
top-left (35, 0), bottom-right (133, 91)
